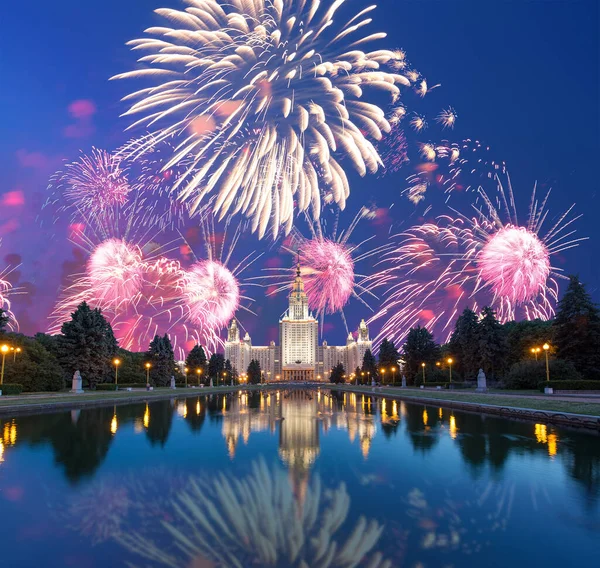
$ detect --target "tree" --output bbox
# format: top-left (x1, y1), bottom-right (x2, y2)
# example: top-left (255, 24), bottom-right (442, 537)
top-left (361, 349), bottom-right (377, 382)
top-left (329, 362), bottom-right (345, 384)
top-left (504, 319), bottom-right (553, 368)
top-left (208, 353), bottom-right (225, 383)
top-left (0, 308), bottom-right (10, 334)
top-left (147, 334), bottom-right (175, 387)
top-left (247, 359), bottom-right (262, 384)
top-left (224, 359), bottom-right (236, 384)
top-left (57, 302), bottom-right (118, 389)
top-left (553, 276), bottom-right (600, 379)
top-left (448, 308), bottom-right (480, 380)
top-left (185, 344), bottom-right (207, 373)
top-left (378, 338), bottom-right (400, 370)
top-left (3, 334), bottom-right (65, 392)
top-left (402, 326), bottom-right (440, 384)
top-left (478, 307), bottom-right (506, 379)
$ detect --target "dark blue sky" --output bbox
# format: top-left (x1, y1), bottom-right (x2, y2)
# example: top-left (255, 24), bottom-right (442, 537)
top-left (0, 0), bottom-right (598, 344)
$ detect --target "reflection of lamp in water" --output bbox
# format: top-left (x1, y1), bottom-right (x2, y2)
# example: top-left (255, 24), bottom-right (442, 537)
top-left (196, 399), bottom-right (201, 416)
top-left (438, 407), bottom-right (442, 419)
top-left (110, 408), bottom-right (118, 434)
top-left (143, 404), bottom-right (150, 429)
top-left (0, 440), bottom-right (3, 462)
top-left (422, 408), bottom-right (428, 426)
top-left (449, 415), bottom-right (457, 439)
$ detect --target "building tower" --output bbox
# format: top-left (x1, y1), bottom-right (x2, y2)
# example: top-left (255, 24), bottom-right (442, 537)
top-left (279, 260), bottom-right (319, 381)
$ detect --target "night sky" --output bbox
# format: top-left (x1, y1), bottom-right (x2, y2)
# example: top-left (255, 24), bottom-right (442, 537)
top-left (1, 0), bottom-right (598, 348)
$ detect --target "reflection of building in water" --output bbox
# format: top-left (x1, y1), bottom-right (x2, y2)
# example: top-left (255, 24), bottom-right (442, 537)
top-left (221, 392), bottom-right (281, 458)
top-left (225, 263), bottom-right (372, 382)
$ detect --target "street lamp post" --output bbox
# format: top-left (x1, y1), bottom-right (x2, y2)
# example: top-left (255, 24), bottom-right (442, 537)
top-left (113, 358), bottom-right (121, 387)
top-left (447, 358), bottom-right (453, 383)
top-left (184, 367), bottom-right (189, 388)
top-left (421, 362), bottom-right (426, 385)
top-left (543, 343), bottom-right (550, 382)
top-left (380, 368), bottom-right (385, 385)
top-left (361, 371), bottom-right (365, 385)
top-left (391, 366), bottom-right (397, 386)
top-left (0, 344), bottom-right (9, 386)
top-left (196, 368), bottom-right (202, 386)
top-left (145, 363), bottom-right (151, 387)
top-left (11, 347), bottom-right (21, 363)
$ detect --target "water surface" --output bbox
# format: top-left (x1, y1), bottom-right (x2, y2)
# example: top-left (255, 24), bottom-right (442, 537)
top-left (0, 389), bottom-right (598, 567)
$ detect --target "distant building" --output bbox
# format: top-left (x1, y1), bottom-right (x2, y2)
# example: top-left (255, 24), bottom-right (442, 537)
top-left (224, 262), bottom-right (372, 382)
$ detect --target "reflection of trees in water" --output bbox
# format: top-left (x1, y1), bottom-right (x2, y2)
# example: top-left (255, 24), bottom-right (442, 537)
top-left (145, 400), bottom-right (174, 447)
top-left (403, 405), bottom-right (440, 454)
top-left (182, 397), bottom-right (206, 433)
top-left (560, 435), bottom-right (600, 505)
top-left (115, 460), bottom-right (392, 568)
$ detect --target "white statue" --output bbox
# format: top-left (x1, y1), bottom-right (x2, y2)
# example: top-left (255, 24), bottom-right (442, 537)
top-left (170, 375), bottom-right (176, 389)
top-left (476, 368), bottom-right (487, 392)
top-left (401, 375), bottom-right (407, 388)
top-left (71, 370), bottom-right (83, 394)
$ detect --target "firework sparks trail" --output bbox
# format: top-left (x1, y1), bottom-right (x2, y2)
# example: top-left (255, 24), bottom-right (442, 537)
top-left (113, 0), bottom-right (419, 239)
top-left (366, 173), bottom-right (587, 347)
top-left (45, 149), bottom-right (131, 219)
top-left (402, 139), bottom-right (506, 206)
top-left (0, 242), bottom-right (21, 331)
top-left (48, 206), bottom-right (257, 356)
top-left (261, 206), bottom-right (387, 333)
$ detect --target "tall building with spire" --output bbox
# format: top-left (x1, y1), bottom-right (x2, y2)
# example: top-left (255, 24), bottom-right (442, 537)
top-left (225, 261), bottom-right (372, 382)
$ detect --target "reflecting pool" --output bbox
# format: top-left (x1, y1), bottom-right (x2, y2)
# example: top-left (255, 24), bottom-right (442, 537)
top-left (0, 389), bottom-right (598, 567)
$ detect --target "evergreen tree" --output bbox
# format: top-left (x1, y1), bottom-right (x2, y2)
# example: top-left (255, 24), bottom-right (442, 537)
top-left (329, 362), bottom-right (345, 384)
top-left (0, 308), bottom-right (10, 334)
top-left (402, 326), bottom-right (440, 384)
top-left (553, 276), bottom-right (600, 379)
top-left (208, 353), bottom-right (225, 382)
top-left (147, 334), bottom-right (175, 387)
top-left (504, 319), bottom-right (553, 368)
top-left (378, 338), bottom-right (401, 370)
top-left (478, 307), bottom-right (506, 379)
top-left (57, 302), bottom-right (117, 389)
top-left (448, 308), bottom-right (480, 380)
top-left (247, 359), bottom-right (262, 384)
top-left (361, 349), bottom-right (378, 382)
top-left (185, 344), bottom-right (207, 373)
top-left (224, 359), bottom-right (235, 384)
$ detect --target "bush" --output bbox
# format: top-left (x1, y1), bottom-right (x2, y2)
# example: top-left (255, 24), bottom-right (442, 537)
top-left (504, 359), bottom-right (582, 389)
top-left (3, 334), bottom-right (65, 392)
top-left (119, 383), bottom-right (150, 389)
top-left (539, 380), bottom-right (600, 392)
top-left (0, 383), bottom-right (23, 395)
top-left (95, 384), bottom-right (118, 391)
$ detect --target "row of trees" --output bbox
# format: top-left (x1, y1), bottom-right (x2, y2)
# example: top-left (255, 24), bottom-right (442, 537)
top-left (400, 276), bottom-right (600, 387)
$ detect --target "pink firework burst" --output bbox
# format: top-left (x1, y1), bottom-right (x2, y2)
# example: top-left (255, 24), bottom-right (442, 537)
top-left (367, 172), bottom-right (587, 346)
top-left (478, 226), bottom-right (550, 304)
top-left (87, 239), bottom-right (145, 307)
top-left (262, 206), bottom-right (386, 333)
top-left (299, 239), bottom-right (355, 315)
top-left (183, 260), bottom-right (240, 331)
top-left (48, 149), bottom-right (131, 216)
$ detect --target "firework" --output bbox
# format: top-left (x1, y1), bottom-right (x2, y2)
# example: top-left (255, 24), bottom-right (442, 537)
top-left (263, 207), bottom-right (385, 332)
top-left (436, 107), bottom-right (457, 129)
top-left (113, 0), bottom-right (417, 238)
top-left (367, 173), bottom-right (586, 345)
top-left (410, 113), bottom-right (428, 132)
top-left (46, 149), bottom-right (131, 218)
top-left (0, 243), bottom-right (20, 331)
top-left (115, 460), bottom-right (392, 568)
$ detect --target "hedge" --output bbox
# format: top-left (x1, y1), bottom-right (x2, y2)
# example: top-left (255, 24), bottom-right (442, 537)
top-left (95, 384), bottom-right (118, 391)
top-left (119, 383), bottom-right (151, 389)
top-left (0, 383), bottom-right (23, 395)
top-left (539, 380), bottom-right (600, 392)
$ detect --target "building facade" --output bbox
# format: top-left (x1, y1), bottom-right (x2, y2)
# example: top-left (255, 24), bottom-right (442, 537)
top-left (224, 263), bottom-right (372, 382)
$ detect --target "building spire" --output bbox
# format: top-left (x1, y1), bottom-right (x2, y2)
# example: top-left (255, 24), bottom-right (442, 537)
top-left (296, 251), bottom-right (301, 278)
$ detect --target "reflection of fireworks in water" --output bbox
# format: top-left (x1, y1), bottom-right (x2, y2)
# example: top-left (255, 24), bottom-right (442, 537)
top-left (116, 460), bottom-right (391, 567)
top-left (46, 149), bottom-right (131, 218)
top-left (113, 0), bottom-right (418, 238)
top-left (264, 207), bottom-right (385, 332)
top-left (368, 173), bottom-right (586, 345)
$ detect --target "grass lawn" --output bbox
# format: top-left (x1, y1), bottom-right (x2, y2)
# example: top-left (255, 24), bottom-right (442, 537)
top-left (336, 385), bottom-right (600, 417)
top-left (0, 385), bottom-right (268, 410)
